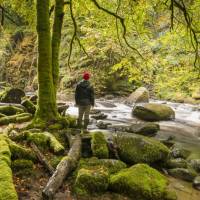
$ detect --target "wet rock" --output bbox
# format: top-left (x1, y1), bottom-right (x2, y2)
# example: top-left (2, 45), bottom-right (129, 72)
top-left (74, 167), bottom-right (109, 195)
top-left (189, 159), bottom-right (200, 172)
top-left (114, 133), bottom-right (169, 165)
top-left (58, 104), bottom-right (69, 116)
top-left (126, 87), bottom-right (149, 105)
top-left (193, 176), bottom-right (200, 190)
top-left (91, 113), bottom-right (107, 120)
top-left (0, 88), bottom-right (25, 104)
top-left (96, 121), bottom-right (111, 129)
top-left (126, 122), bottom-right (160, 136)
top-left (98, 101), bottom-right (116, 108)
top-left (104, 95), bottom-right (114, 100)
top-left (110, 163), bottom-right (176, 200)
top-left (168, 168), bottom-right (197, 182)
top-left (133, 103), bottom-right (175, 121)
top-left (166, 158), bottom-right (188, 169)
top-left (170, 145), bottom-right (191, 159)
top-left (90, 109), bottom-right (101, 115)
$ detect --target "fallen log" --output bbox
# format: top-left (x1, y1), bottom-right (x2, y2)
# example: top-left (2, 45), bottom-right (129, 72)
top-left (30, 142), bottom-right (54, 175)
top-left (42, 134), bottom-right (81, 200)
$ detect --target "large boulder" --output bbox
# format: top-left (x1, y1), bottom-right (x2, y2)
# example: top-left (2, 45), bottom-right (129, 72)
top-left (133, 103), bottom-right (175, 121)
top-left (0, 88), bottom-right (25, 104)
top-left (114, 133), bottom-right (169, 165)
top-left (189, 159), bottom-right (200, 172)
top-left (193, 176), bottom-right (200, 191)
top-left (126, 87), bottom-right (149, 105)
top-left (74, 167), bottom-right (109, 195)
top-left (110, 164), bottom-right (176, 200)
top-left (168, 168), bottom-right (197, 182)
top-left (166, 158), bottom-right (188, 169)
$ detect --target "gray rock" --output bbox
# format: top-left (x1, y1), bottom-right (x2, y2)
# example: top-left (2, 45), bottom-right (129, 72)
top-left (168, 168), bottom-right (197, 182)
top-left (170, 145), bottom-right (191, 159)
top-left (189, 159), bottom-right (200, 172)
top-left (166, 158), bottom-right (188, 169)
top-left (126, 87), bottom-right (149, 105)
top-left (96, 121), bottom-right (111, 129)
top-left (91, 113), bottom-right (107, 120)
top-left (193, 176), bottom-right (200, 191)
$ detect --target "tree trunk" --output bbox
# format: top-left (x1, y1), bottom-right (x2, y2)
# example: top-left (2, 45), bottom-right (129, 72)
top-left (52, 0), bottom-right (64, 93)
top-left (35, 0), bottom-right (58, 122)
top-left (42, 134), bottom-right (81, 199)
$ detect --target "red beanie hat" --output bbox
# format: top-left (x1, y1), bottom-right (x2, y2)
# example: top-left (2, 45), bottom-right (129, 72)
top-left (83, 72), bottom-right (90, 80)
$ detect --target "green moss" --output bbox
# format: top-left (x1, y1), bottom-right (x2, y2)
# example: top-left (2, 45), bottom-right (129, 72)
top-left (91, 132), bottom-right (109, 159)
top-left (12, 159), bottom-right (33, 171)
top-left (110, 164), bottom-right (173, 200)
top-left (21, 99), bottom-right (36, 114)
top-left (74, 167), bottom-right (109, 196)
top-left (65, 115), bottom-right (77, 128)
top-left (8, 140), bottom-right (36, 161)
top-left (0, 160), bottom-right (18, 200)
top-left (133, 103), bottom-right (175, 121)
top-left (114, 133), bottom-right (170, 165)
top-left (48, 123), bottom-right (63, 130)
top-left (0, 105), bottom-right (24, 116)
top-left (78, 157), bottom-right (127, 175)
top-left (26, 131), bottom-right (64, 154)
top-left (0, 135), bottom-right (18, 200)
top-left (0, 113), bottom-right (32, 125)
top-left (50, 156), bottom-right (63, 168)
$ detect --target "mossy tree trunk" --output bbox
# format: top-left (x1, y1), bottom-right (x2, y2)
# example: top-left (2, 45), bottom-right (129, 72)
top-left (52, 0), bottom-right (65, 94)
top-left (35, 0), bottom-right (58, 122)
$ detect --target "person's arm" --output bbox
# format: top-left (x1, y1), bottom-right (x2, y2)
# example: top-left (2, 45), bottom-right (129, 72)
top-left (75, 85), bottom-right (79, 105)
top-left (90, 86), bottom-right (95, 106)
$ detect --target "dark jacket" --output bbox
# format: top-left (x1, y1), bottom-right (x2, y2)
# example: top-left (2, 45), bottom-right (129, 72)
top-left (75, 80), bottom-right (94, 106)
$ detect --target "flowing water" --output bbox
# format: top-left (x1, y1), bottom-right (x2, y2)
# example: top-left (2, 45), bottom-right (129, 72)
top-left (66, 98), bottom-right (200, 200)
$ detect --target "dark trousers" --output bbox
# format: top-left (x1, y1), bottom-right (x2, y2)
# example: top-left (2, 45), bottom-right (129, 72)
top-left (77, 105), bottom-right (91, 129)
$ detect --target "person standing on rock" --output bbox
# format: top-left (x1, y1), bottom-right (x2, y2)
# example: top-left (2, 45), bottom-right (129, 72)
top-left (75, 72), bottom-right (95, 130)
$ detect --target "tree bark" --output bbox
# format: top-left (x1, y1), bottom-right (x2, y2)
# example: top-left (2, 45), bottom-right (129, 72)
top-left (52, 0), bottom-right (65, 93)
top-left (42, 134), bottom-right (81, 200)
top-left (35, 0), bottom-right (58, 122)
top-left (30, 142), bottom-right (54, 175)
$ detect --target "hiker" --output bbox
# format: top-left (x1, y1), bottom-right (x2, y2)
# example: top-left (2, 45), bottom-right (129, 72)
top-left (75, 72), bottom-right (95, 129)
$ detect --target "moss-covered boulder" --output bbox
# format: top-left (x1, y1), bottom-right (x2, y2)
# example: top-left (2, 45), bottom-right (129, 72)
top-left (170, 144), bottom-right (191, 159)
top-left (0, 105), bottom-right (24, 116)
top-left (0, 135), bottom-right (18, 200)
top-left (189, 159), bottom-right (200, 172)
top-left (0, 87), bottom-right (25, 103)
top-left (133, 103), bottom-right (175, 121)
top-left (26, 131), bottom-right (65, 154)
top-left (126, 122), bottom-right (160, 136)
top-left (126, 87), bottom-right (149, 104)
top-left (91, 132), bottom-right (109, 159)
top-left (0, 113), bottom-right (32, 125)
top-left (110, 164), bottom-right (175, 200)
top-left (166, 158), bottom-right (188, 169)
top-left (78, 157), bottom-right (127, 175)
top-left (21, 99), bottom-right (36, 114)
top-left (74, 167), bottom-right (109, 195)
top-left (114, 133), bottom-right (169, 165)
top-left (168, 167), bottom-right (198, 182)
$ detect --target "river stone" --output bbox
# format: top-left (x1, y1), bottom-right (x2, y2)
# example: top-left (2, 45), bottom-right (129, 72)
top-left (114, 133), bottom-right (169, 165)
top-left (170, 145), bottom-right (191, 159)
top-left (168, 168), bottom-right (197, 182)
top-left (97, 121), bottom-right (111, 129)
top-left (126, 122), bottom-right (160, 136)
top-left (133, 103), bottom-right (175, 121)
top-left (166, 158), bottom-right (188, 169)
top-left (91, 113), bottom-right (107, 120)
top-left (110, 163), bottom-right (176, 200)
top-left (74, 167), bottom-right (109, 195)
top-left (126, 87), bottom-right (149, 104)
top-left (193, 176), bottom-right (200, 190)
top-left (189, 159), bottom-right (200, 172)
top-left (0, 88), bottom-right (25, 104)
